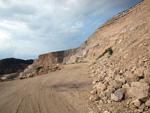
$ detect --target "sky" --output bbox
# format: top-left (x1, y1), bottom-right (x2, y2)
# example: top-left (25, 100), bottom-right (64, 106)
top-left (0, 0), bottom-right (142, 60)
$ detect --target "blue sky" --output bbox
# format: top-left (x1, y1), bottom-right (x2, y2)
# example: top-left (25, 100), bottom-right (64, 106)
top-left (0, 0), bottom-right (142, 60)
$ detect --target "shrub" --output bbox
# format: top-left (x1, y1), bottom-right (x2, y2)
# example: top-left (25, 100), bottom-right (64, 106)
top-left (97, 47), bottom-right (113, 59)
top-left (107, 47), bottom-right (113, 55)
top-left (36, 66), bottom-right (43, 72)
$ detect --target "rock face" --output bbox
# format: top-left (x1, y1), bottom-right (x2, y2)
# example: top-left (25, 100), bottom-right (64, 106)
top-left (34, 50), bottom-right (76, 66)
top-left (19, 50), bottom-right (76, 78)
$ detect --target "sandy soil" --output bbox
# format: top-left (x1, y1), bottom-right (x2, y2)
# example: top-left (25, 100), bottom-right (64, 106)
top-left (0, 63), bottom-right (93, 113)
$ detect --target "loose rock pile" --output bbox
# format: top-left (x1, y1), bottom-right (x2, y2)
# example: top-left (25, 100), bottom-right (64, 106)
top-left (19, 64), bottom-right (61, 79)
top-left (89, 52), bottom-right (150, 112)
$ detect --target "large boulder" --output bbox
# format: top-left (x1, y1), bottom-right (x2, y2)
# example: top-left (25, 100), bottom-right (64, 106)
top-left (128, 82), bottom-right (149, 101)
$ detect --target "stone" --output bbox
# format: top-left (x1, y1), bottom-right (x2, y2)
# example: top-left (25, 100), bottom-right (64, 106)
top-left (107, 100), bottom-right (112, 104)
top-left (93, 85), bottom-right (97, 89)
top-left (144, 69), bottom-right (150, 84)
top-left (91, 89), bottom-right (97, 95)
top-left (138, 104), bottom-right (145, 112)
top-left (102, 97), bottom-right (107, 101)
top-left (145, 99), bottom-right (150, 107)
top-left (100, 91), bottom-right (106, 97)
top-left (103, 110), bottom-right (110, 113)
top-left (122, 83), bottom-right (130, 93)
top-left (99, 100), bottom-right (104, 105)
top-left (93, 76), bottom-right (100, 84)
top-left (128, 82), bottom-right (149, 101)
top-left (116, 77), bottom-right (126, 84)
top-left (125, 71), bottom-right (139, 85)
top-left (105, 77), bottom-right (113, 83)
top-left (91, 74), bottom-right (95, 77)
top-left (113, 80), bottom-right (123, 89)
top-left (92, 70), bottom-right (96, 73)
top-left (111, 88), bottom-right (124, 102)
top-left (132, 99), bottom-right (141, 107)
top-left (96, 82), bottom-right (106, 94)
top-left (90, 95), bottom-right (99, 102)
top-left (106, 89), bottom-right (115, 98)
top-left (134, 67), bottom-right (144, 77)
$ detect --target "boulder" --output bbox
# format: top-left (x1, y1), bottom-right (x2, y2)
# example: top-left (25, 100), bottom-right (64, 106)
top-left (132, 99), bottom-right (141, 107)
top-left (96, 82), bottom-right (106, 94)
top-left (125, 71), bottom-right (139, 85)
top-left (128, 82), bottom-right (149, 101)
top-left (134, 67), bottom-right (144, 77)
top-left (111, 88), bottom-right (124, 102)
top-left (99, 90), bottom-right (106, 97)
top-left (113, 80), bottom-right (123, 89)
top-left (122, 83), bottom-right (130, 93)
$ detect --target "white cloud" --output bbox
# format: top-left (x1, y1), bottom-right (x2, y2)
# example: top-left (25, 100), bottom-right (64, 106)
top-left (0, 0), bottom-right (142, 59)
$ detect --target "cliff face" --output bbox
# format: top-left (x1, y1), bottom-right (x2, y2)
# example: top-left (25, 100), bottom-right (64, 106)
top-left (33, 49), bottom-right (77, 66)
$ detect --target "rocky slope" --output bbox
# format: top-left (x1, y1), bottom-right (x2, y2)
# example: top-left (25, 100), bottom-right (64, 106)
top-left (0, 58), bottom-right (33, 81)
top-left (87, 0), bottom-right (150, 112)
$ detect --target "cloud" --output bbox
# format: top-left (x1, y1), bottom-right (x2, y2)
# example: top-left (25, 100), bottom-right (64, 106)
top-left (0, 0), bottom-right (142, 59)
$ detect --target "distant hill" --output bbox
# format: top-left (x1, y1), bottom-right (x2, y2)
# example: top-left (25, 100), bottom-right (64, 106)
top-left (0, 58), bottom-right (33, 76)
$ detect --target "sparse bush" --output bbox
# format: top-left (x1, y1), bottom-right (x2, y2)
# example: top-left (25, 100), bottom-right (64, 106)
top-left (97, 47), bottom-right (113, 59)
top-left (107, 47), bottom-right (113, 55)
top-left (36, 66), bottom-right (43, 72)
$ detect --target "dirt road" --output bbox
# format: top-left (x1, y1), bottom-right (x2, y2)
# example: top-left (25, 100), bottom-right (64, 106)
top-left (0, 63), bottom-right (93, 113)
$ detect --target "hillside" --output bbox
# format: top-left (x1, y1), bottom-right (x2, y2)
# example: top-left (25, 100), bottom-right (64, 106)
top-left (0, 58), bottom-right (33, 81)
